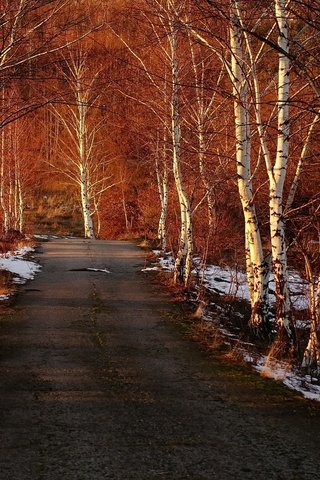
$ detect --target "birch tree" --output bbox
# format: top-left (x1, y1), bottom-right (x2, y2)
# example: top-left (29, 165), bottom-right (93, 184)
top-left (112, 1), bottom-right (194, 286)
top-left (166, 3), bottom-right (193, 286)
top-left (155, 128), bottom-right (169, 252)
top-left (228, 2), bottom-right (271, 334)
top-left (0, 90), bottom-right (37, 234)
top-left (0, 1), bottom-right (100, 234)
top-left (49, 47), bottom-right (116, 239)
top-left (228, 1), bottom-right (295, 345)
top-left (180, 1), bottom-right (271, 331)
top-left (265, 0), bottom-right (295, 349)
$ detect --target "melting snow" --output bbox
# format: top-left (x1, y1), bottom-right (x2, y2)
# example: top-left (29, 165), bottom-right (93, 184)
top-left (152, 251), bottom-right (310, 312)
top-left (148, 251), bottom-right (320, 402)
top-left (0, 246), bottom-right (41, 286)
top-left (87, 268), bottom-right (111, 274)
top-left (255, 357), bottom-right (320, 401)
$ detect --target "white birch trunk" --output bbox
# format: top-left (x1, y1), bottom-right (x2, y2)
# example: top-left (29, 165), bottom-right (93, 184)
top-left (13, 121), bottom-right (23, 232)
top-left (230, 3), bottom-right (270, 333)
top-left (121, 185), bottom-right (129, 232)
top-left (18, 178), bottom-right (23, 233)
top-left (79, 164), bottom-right (94, 239)
top-left (77, 78), bottom-right (95, 240)
top-left (156, 129), bottom-right (169, 252)
top-left (169, 18), bottom-right (193, 287)
top-left (270, 0), bottom-right (294, 346)
top-left (156, 167), bottom-right (168, 252)
top-left (0, 127), bottom-right (9, 234)
top-left (93, 197), bottom-right (101, 238)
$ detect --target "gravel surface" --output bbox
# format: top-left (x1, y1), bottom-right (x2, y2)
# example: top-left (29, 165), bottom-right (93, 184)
top-left (0, 238), bottom-right (319, 480)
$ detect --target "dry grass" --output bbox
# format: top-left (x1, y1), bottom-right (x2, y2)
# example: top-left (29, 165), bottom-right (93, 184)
top-left (0, 269), bottom-right (15, 298)
top-left (25, 189), bottom-right (83, 236)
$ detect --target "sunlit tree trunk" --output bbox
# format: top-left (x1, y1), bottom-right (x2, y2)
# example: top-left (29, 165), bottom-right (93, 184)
top-left (230, 2), bottom-right (270, 334)
top-left (121, 186), bottom-right (129, 232)
top-left (79, 164), bottom-right (94, 239)
top-left (168, 17), bottom-right (193, 287)
top-left (13, 122), bottom-right (22, 232)
top-left (77, 82), bottom-right (95, 240)
top-left (0, 127), bottom-right (9, 234)
top-left (155, 128), bottom-right (169, 252)
top-left (269, 0), bottom-right (295, 348)
top-left (18, 178), bottom-right (23, 233)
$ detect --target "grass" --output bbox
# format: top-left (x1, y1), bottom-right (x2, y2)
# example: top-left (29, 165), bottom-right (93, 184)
top-left (0, 270), bottom-right (14, 298)
top-left (24, 188), bottom-right (83, 236)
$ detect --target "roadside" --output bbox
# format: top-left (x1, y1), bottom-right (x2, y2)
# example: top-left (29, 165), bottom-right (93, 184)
top-left (143, 248), bottom-right (320, 402)
top-left (0, 238), bottom-right (320, 480)
top-left (0, 235), bottom-right (41, 302)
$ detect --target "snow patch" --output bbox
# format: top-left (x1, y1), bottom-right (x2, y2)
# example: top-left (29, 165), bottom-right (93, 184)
top-left (0, 294), bottom-right (10, 300)
top-left (148, 251), bottom-right (319, 401)
top-left (33, 234), bottom-right (50, 240)
top-left (0, 246), bottom-right (41, 288)
top-left (255, 357), bottom-right (320, 401)
top-left (150, 251), bottom-right (310, 313)
top-left (87, 268), bottom-right (111, 274)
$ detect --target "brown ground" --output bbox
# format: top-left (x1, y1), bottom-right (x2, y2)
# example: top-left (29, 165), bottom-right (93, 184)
top-left (0, 238), bottom-right (319, 480)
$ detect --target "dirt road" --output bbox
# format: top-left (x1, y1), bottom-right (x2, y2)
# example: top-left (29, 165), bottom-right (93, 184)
top-left (0, 238), bottom-right (319, 480)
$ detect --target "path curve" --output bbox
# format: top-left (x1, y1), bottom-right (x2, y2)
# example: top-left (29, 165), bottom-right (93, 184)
top-left (0, 238), bottom-right (319, 480)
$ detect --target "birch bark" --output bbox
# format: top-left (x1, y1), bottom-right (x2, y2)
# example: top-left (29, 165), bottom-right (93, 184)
top-left (269, 0), bottom-right (295, 347)
top-left (155, 129), bottom-right (169, 252)
top-left (230, 2), bottom-right (270, 333)
top-left (0, 127), bottom-right (9, 234)
top-left (77, 77), bottom-right (95, 240)
top-left (168, 16), bottom-right (193, 287)
top-left (79, 164), bottom-right (94, 239)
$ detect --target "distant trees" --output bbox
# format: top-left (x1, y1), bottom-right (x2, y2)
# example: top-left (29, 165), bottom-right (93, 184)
top-left (0, 0), bottom-right (98, 234)
top-left (0, 113), bottom-right (38, 234)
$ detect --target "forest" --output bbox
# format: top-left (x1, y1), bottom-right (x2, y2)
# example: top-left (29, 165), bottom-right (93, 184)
top-left (1, 0), bottom-right (320, 379)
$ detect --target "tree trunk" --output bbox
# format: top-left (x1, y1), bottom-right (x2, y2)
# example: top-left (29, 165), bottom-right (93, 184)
top-left (0, 127), bottom-right (9, 234)
top-left (80, 165), bottom-right (94, 239)
top-left (156, 129), bottom-right (168, 252)
top-left (168, 16), bottom-right (193, 287)
top-left (230, 2), bottom-right (270, 334)
top-left (270, 0), bottom-right (295, 351)
top-left (77, 78), bottom-right (95, 240)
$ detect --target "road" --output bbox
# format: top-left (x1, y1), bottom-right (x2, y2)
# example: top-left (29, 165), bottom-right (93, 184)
top-left (0, 238), bottom-right (319, 480)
